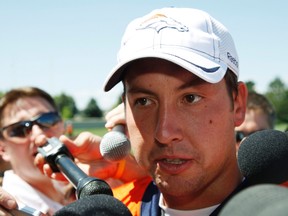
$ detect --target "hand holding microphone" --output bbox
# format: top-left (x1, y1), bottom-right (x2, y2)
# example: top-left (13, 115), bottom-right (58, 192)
top-left (38, 136), bottom-right (132, 215)
top-left (101, 103), bottom-right (131, 162)
top-left (37, 137), bottom-right (113, 199)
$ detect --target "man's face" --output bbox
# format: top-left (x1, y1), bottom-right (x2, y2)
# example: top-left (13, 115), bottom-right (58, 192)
top-left (124, 58), bottom-right (245, 208)
top-left (0, 96), bottom-right (64, 183)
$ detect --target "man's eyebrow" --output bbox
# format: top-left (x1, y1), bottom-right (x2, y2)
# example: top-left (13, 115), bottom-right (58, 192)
top-left (126, 77), bottom-right (207, 94)
top-left (177, 77), bottom-right (206, 91)
top-left (127, 86), bottom-right (155, 95)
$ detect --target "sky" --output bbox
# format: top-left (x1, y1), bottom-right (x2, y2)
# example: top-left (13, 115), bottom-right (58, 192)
top-left (1, 0), bottom-right (287, 111)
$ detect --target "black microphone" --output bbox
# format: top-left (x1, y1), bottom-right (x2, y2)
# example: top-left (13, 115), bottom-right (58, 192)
top-left (210, 129), bottom-right (288, 215)
top-left (238, 129), bottom-right (288, 185)
top-left (100, 124), bottom-right (131, 161)
top-left (219, 184), bottom-right (288, 216)
top-left (38, 137), bottom-right (113, 199)
top-left (54, 194), bottom-right (132, 216)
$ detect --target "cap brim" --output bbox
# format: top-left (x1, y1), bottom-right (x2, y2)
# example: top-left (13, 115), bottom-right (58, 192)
top-left (103, 49), bottom-right (227, 91)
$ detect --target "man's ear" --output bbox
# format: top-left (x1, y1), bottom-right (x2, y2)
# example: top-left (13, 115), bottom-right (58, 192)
top-left (234, 82), bottom-right (248, 127)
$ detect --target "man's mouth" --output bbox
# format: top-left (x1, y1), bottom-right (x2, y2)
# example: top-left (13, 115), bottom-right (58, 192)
top-left (162, 158), bottom-right (187, 165)
top-left (156, 157), bottom-right (192, 174)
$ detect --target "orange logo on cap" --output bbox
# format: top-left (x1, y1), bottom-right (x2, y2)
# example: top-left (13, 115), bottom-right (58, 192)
top-left (137, 13), bottom-right (189, 33)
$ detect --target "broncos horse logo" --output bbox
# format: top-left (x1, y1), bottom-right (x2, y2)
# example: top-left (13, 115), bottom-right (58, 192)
top-left (137, 14), bottom-right (189, 33)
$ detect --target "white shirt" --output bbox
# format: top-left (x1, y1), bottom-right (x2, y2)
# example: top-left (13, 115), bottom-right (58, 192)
top-left (159, 193), bottom-right (219, 216)
top-left (2, 170), bottom-right (64, 215)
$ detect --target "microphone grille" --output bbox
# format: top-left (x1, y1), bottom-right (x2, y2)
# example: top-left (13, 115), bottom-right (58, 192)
top-left (100, 131), bottom-right (131, 161)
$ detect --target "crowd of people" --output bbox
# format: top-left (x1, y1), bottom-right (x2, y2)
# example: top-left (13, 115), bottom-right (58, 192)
top-left (0, 6), bottom-right (284, 216)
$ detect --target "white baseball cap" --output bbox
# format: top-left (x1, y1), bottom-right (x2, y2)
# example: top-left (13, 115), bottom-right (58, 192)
top-left (104, 7), bottom-right (239, 91)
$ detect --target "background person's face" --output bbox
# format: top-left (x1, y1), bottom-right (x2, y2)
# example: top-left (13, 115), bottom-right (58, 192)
top-left (0, 96), bottom-right (64, 183)
top-left (235, 108), bottom-right (270, 151)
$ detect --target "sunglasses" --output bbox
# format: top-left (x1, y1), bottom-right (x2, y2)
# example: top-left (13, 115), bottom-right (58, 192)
top-left (0, 112), bottom-right (61, 139)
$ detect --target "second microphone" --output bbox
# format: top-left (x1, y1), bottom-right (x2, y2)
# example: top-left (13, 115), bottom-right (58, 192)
top-left (100, 124), bottom-right (131, 161)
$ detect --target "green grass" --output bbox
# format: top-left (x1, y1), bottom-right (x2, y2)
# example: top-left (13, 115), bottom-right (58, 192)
top-left (73, 127), bottom-right (108, 137)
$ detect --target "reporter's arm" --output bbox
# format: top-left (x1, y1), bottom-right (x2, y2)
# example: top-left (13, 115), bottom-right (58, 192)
top-left (34, 132), bottom-right (148, 184)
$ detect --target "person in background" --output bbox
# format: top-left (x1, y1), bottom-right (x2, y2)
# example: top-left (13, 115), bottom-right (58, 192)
top-left (235, 91), bottom-right (276, 152)
top-left (65, 121), bottom-right (74, 138)
top-left (0, 86), bottom-right (148, 215)
top-left (35, 7), bottom-right (248, 216)
top-left (234, 92), bottom-right (288, 189)
top-left (0, 87), bottom-right (77, 215)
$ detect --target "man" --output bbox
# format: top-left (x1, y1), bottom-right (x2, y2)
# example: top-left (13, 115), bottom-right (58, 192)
top-left (36, 7), bottom-right (247, 216)
top-left (102, 7), bottom-right (247, 215)
top-left (27, 7), bottom-right (251, 216)
top-left (235, 91), bottom-right (276, 151)
top-left (0, 87), bottom-right (75, 215)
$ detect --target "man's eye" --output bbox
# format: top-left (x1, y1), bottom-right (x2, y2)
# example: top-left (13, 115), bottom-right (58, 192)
top-left (184, 94), bottom-right (201, 103)
top-left (135, 98), bottom-right (150, 106)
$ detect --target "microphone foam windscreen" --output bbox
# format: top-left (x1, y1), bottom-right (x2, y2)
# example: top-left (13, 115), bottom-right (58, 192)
top-left (219, 184), bottom-right (288, 216)
top-left (54, 194), bottom-right (132, 216)
top-left (77, 177), bottom-right (113, 199)
top-left (238, 129), bottom-right (288, 184)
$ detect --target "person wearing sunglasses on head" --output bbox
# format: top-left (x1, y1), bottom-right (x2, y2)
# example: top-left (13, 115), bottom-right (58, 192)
top-left (235, 91), bottom-right (276, 152)
top-left (0, 86), bottom-right (75, 215)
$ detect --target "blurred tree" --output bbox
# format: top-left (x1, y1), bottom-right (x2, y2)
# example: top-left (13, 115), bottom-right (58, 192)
top-left (265, 77), bottom-right (288, 122)
top-left (54, 93), bottom-right (78, 119)
top-left (83, 98), bottom-right (103, 118)
top-left (62, 106), bottom-right (73, 119)
top-left (276, 89), bottom-right (288, 122)
top-left (245, 81), bottom-right (256, 92)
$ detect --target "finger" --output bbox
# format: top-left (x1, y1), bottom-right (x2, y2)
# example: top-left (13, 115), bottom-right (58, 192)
top-left (33, 134), bottom-right (48, 147)
top-left (105, 112), bottom-right (126, 129)
top-left (59, 133), bottom-right (103, 160)
top-left (105, 103), bottom-right (124, 121)
top-left (0, 189), bottom-right (18, 210)
top-left (78, 160), bottom-right (117, 179)
top-left (0, 206), bottom-right (14, 216)
top-left (34, 152), bottom-right (69, 181)
top-left (34, 153), bottom-right (46, 175)
top-left (42, 164), bottom-right (69, 182)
